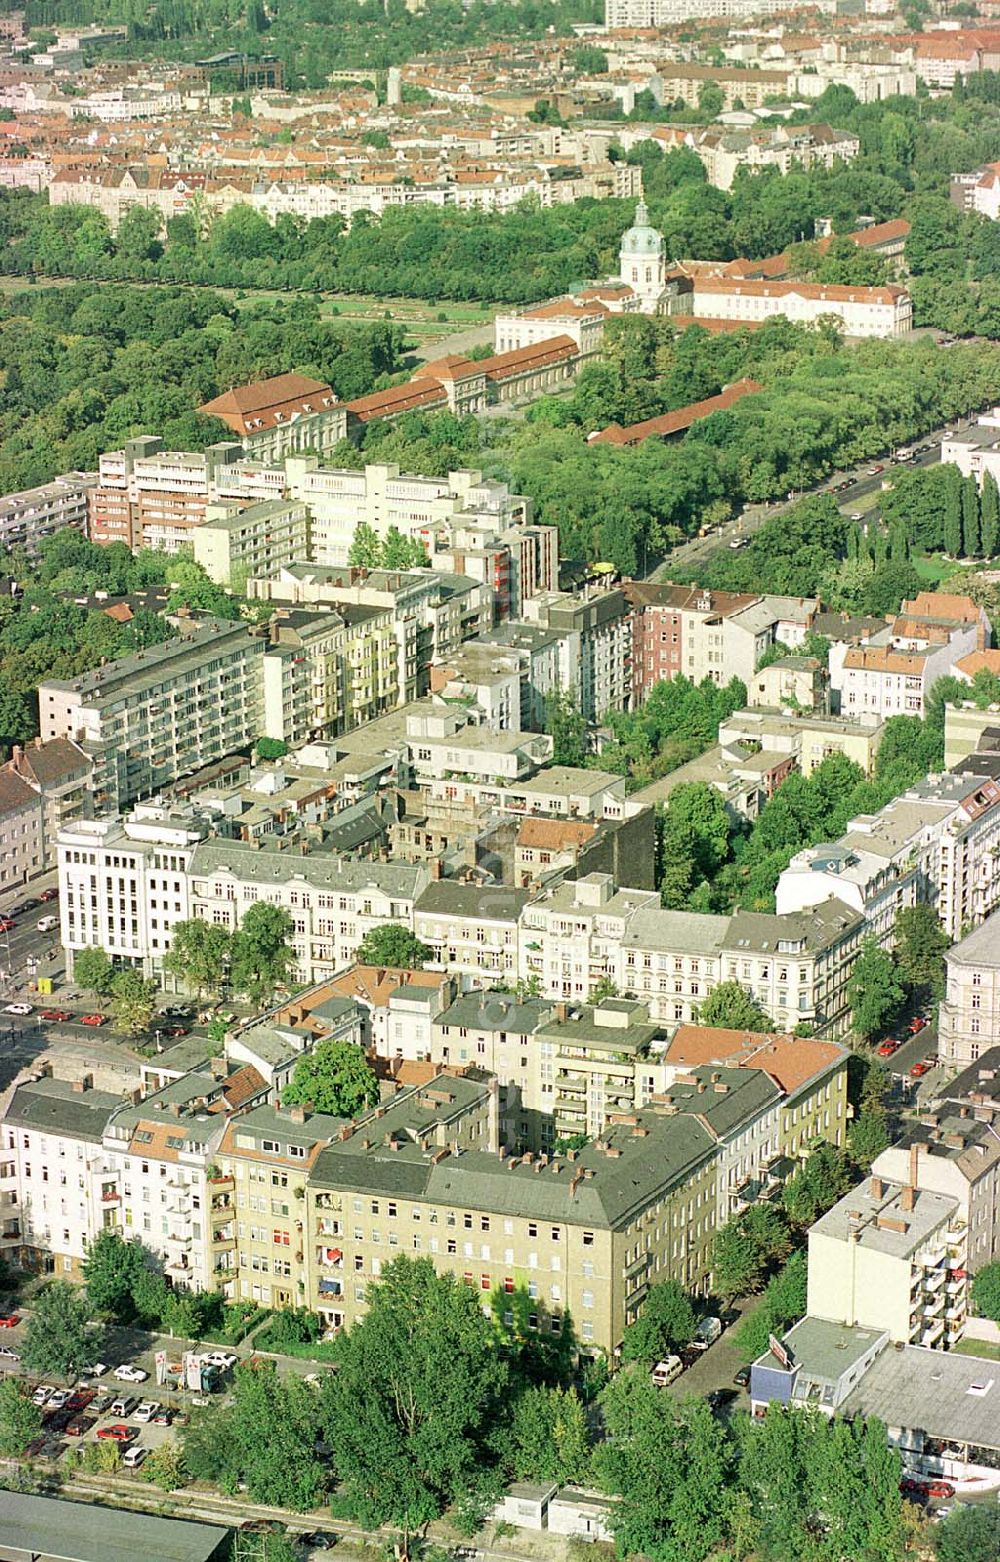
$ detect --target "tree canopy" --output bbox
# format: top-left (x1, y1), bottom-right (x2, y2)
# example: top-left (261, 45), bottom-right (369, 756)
top-left (282, 1038), bottom-right (379, 1118)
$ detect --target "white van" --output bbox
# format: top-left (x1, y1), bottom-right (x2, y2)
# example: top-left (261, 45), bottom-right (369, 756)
top-left (122, 1445), bottom-right (147, 1469)
top-left (651, 1356), bottom-right (684, 1387)
top-left (693, 1315), bottom-right (723, 1349)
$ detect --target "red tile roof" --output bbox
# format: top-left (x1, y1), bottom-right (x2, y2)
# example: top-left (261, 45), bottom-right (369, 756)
top-left (590, 377), bottom-right (762, 447)
top-left (200, 373), bottom-right (338, 435)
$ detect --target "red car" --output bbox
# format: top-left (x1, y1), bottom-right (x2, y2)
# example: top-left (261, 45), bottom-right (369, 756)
top-left (80, 1014), bottom-right (106, 1027)
top-left (877, 1039), bottom-right (900, 1057)
top-left (0, 1313), bottom-right (19, 1328)
top-left (910, 1061), bottom-right (931, 1078)
top-left (96, 1423), bottom-right (135, 1443)
top-left (40, 1009), bottom-right (70, 1023)
top-left (162, 1025), bottom-right (188, 1038)
top-left (0, 918), bottom-right (14, 933)
top-left (38, 888), bottom-right (58, 902)
top-left (900, 1476), bottom-right (954, 1499)
top-left (909, 1016), bottom-right (927, 1034)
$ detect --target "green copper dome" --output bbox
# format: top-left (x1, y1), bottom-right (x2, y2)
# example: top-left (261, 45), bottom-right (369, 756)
top-left (620, 199), bottom-right (664, 257)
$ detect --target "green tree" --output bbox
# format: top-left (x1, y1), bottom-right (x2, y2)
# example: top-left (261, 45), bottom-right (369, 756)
top-left (619, 1279), bottom-right (697, 1364)
top-left (505, 1384), bottom-right (590, 1484)
top-left (944, 468), bottom-right (963, 558)
top-left (0, 1377), bottom-right (43, 1456)
top-left (712, 1204), bottom-right (791, 1303)
top-left (282, 1039), bottom-right (379, 1118)
top-left (595, 1373), bottom-right (731, 1562)
top-left (971, 1260), bottom-right (1000, 1323)
top-left (72, 946), bottom-right (114, 998)
top-left (138, 1441), bottom-right (187, 1491)
top-left (545, 689), bottom-right (588, 767)
top-left (110, 968), bottom-right (158, 1039)
top-left (982, 471), bottom-right (1000, 558)
top-left (847, 936), bottom-right (905, 1042)
top-left (935, 1502), bottom-right (1000, 1562)
top-left (657, 784), bottom-right (732, 909)
top-left (356, 924), bottom-right (432, 969)
top-left (893, 904), bottom-right (950, 1000)
top-left (733, 1251), bottom-right (808, 1363)
top-left (698, 81), bottom-right (724, 119)
top-left (348, 521), bottom-right (382, 567)
top-left (163, 918), bottom-right (232, 999)
top-left (319, 1256), bottom-right (508, 1545)
top-left (20, 1280), bottom-right (94, 1382)
top-left (696, 980), bottom-right (772, 1032)
top-left (255, 737), bottom-right (288, 760)
top-left (229, 902), bottom-right (296, 1006)
top-left (962, 474), bottom-right (982, 558)
top-left (182, 1360), bottom-right (327, 1508)
top-left (83, 1228), bottom-right (150, 1322)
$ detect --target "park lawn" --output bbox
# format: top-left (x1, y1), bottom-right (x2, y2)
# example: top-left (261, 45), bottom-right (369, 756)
top-left (912, 553), bottom-right (964, 585)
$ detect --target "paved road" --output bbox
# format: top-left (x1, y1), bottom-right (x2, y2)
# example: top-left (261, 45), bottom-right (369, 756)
top-left (648, 414), bottom-right (966, 583)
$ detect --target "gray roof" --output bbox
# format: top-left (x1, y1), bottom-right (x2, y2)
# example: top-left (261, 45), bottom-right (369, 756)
top-left (666, 1065), bottom-right (781, 1139)
top-left (724, 899), bottom-right (861, 953)
top-left (311, 1081), bottom-right (717, 1230)
top-left (436, 992), bottom-right (554, 1034)
top-left (842, 1342), bottom-right (1000, 1452)
top-left (945, 1045), bottom-right (1000, 1106)
top-left (188, 838), bottom-right (427, 898)
top-left (4, 1076), bottom-right (123, 1142)
top-left (415, 882), bottom-right (530, 921)
top-left (771, 1316), bottom-right (888, 1384)
top-left (0, 1492), bottom-right (229, 1562)
top-left (944, 907), bottom-right (1000, 970)
top-left (810, 1179), bottom-right (956, 1260)
top-left (229, 1103), bottom-right (347, 1151)
top-left (39, 618), bottom-right (258, 701)
top-left (517, 766), bottom-right (620, 796)
top-left (536, 1002), bottom-right (661, 1056)
top-left (622, 906), bottom-right (728, 954)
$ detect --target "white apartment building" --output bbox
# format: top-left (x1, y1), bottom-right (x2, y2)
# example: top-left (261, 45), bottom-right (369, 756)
top-left (777, 773), bottom-right (1000, 943)
top-left (690, 279), bottom-right (912, 337)
top-left (937, 911), bottom-right (1000, 1066)
top-left (522, 586), bottom-right (632, 719)
top-left (39, 619), bottom-right (267, 813)
top-left (58, 807), bottom-right (208, 978)
top-left (414, 880), bottom-right (529, 985)
top-left (2, 1074), bottom-right (124, 1280)
top-left (193, 497), bottom-right (311, 588)
top-left (187, 840), bottom-right (430, 986)
top-left (89, 438), bottom-right (243, 551)
top-left (520, 873), bottom-right (661, 1000)
top-left (0, 472), bottom-right (96, 557)
top-left (692, 124), bottom-right (861, 193)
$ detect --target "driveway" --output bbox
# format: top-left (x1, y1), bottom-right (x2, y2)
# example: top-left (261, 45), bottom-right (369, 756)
top-left (665, 1294), bottom-right (764, 1407)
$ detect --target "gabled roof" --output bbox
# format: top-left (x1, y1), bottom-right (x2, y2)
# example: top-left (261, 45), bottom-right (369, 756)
top-left (200, 373), bottom-right (337, 436)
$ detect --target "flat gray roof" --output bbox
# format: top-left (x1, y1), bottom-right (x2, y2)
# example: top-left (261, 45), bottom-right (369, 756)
top-left (777, 1315), bottom-right (888, 1382)
top-left (0, 1492), bottom-right (229, 1562)
top-left (842, 1343), bottom-right (1000, 1451)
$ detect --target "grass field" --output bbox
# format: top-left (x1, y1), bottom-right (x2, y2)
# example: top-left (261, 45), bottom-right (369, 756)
top-left (912, 554), bottom-right (965, 585)
top-left (952, 1337), bottom-right (1000, 1360)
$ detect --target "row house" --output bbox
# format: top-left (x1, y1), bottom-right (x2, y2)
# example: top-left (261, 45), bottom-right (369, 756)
top-left (937, 911), bottom-right (1000, 1066)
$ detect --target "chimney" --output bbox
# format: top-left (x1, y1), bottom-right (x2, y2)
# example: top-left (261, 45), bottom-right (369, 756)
top-left (555, 1002), bottom-right (568, 1023)
top-left (430, 1146), bottom-right (449, 1164)
top-left (870, 1175), bottom-right (884, 1201)
top-left (498, 1144), bottom-right (508, 1160)
top-left (209, 1056), bottom-right (227, 1080)
top-left (900, 1185), bottom-right (915, 1212)
top-left (169, 1101), bottom-right (182, 1117)
top-left (287, 1103), bottom-right (307, 1124)
top-left (910, 1142), bottom-right (920, 1188)
top-left (430, 859), bottom-right (442, 881)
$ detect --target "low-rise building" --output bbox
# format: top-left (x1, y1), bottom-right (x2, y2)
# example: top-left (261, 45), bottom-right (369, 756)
top-left (199, 373), bottom-right (348, 463)
top-left (807, 1174), bottom-right (967, 1349)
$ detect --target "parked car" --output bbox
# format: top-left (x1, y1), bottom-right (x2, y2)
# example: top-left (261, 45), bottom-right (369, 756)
top-left (202, 1350), bottom-right (237, 1370)
top-left (113, 1364), bottom-right (148, 1383)
top-left (31, 1385), bottom-right (55, 1407)
top-left (91, 1393), bottom-right (115, 1415)
top-left (65, 1415), bottom-right (97, 1437)
top-left (134, 1401), bottom-right (159, 1423)
top-left (46, 1388), bottom-right (71, 1411)
top-left (733, 1365), bottom-right (751, 1389)
top-left (877, 1039), bottom-right (900, 1057)
top-left (151, 1407), bottom-right (173, 1426)
top-left (81, 1014), bottom-right (106, 1027)
top-left (79, 1362), bottom-right (108, 1378)
top-left (39, 1009), bottom-right (71, 1023)
top-left (38, 888), bottom-right (58, 902)
top-left (910, 1061), bottom-right (931, 1078)
top-left (9, 899), bottom-right (38, 915)
top-left (0, 1312), bottom-right (20, 1328)
top-left (111, 1396), bottom-right (137, 1418)
top-left (0, 1344), bottom-right (18, 1361)
top-left (4, 1003), bottom-right (32, 1016)
top-left (301, 1534), bottom-right (338, 1551)
top-left (908, 1016), bottom-right (928, 1034)
top-left (122, 1445), bottom-right (147, 1469)
top-left (96, 1423), bottom-right (135, 1443)
top-left (36, 916), bottom-right (58, 933)
top-left (693, 1315), bottom-right (723, 1349)
top-left (651, 1356), bottom-right (684, 1387)
top-left (900, 1476), bottom-right (954, 1499)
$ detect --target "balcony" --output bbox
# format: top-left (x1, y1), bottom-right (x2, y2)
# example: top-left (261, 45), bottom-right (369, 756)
top-left (919, 1318), bottom-right (945, 1347)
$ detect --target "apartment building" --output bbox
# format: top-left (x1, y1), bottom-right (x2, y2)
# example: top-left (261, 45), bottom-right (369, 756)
top-left (88, 438), bottom-right (244, 551)
top-left (193, 498), bottom-right (311, 588)
top-left (0, 471), bottom-right (96, 557)
top-left (661, 1026), bottom-right (850, 1164)
top-left (520, 874), bottom-right (661, 1002)
top-left (216, 1102), bottom-right (347, 1309)
top-left (199, 374), bottom-right (349, 464)
top-left (619, 898), bottom-right (863, 1033)
top-left (414, 881), bottom-right (529, 986)
top-left (187, 838), bottom-right (429, 986)
top-left (938, 911), bottom-right (1000, 1065)
top-left (0, 772), bottom-right (45, 896)
top-left (249, 565), bottom-right (491, 706)
top-left (717, 709), bottom-right (885, 780)
top-left (262, 605), bottom-right (399, 746)
top-left (777, 772), bottom-right (1000, 943)
top-left (807, 1174), bottom-right (967, 1350)
top-left (5, 738), bottom-right (93, 869)
top-left (2, 1073), bottom-right (124, 1279)
top-left (431, 990), bottom-right (556, 1144)
top-left (302, 1073), bottom-right (720, 1351)
top-left (522, 586), bottom-right (632, 719)
top-left (692, 124), bottom-right (861, 193)
top-left (39, 619), bottom-right (268, 812)
top-left (874, 1124), bottom-right (1000, 1276)
top-left (832, 594), bottom-right (986, 720)
top-left (58, 807), bottom-right (209, 979)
